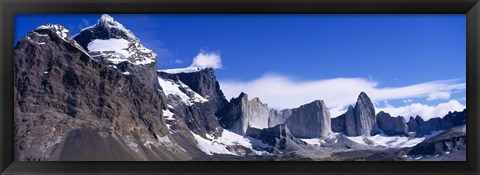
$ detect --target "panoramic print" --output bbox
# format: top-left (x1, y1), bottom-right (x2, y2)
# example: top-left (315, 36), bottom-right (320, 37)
top-left (14, 14), bottom-right (466, 161)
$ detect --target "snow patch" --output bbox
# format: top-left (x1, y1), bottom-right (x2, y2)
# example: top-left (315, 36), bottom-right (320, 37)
top-left (157, 77), bottom-right (208, 106)
top-left (163, 109), bottom-right (175, 121)
top-left (346, 130), bottom-right (444, 148)
top-left (192, 130), bottom-right (268, 156)
top-left (88, 39), bottom-right (131, 58)
top-left (158, 67), bottom-right (205, 74)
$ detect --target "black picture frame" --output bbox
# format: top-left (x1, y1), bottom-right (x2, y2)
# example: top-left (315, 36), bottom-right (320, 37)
top-left (1, 0), bottom-right (479, 174)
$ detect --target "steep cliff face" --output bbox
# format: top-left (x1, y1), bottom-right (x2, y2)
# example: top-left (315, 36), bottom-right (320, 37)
top-left (14, 24), bottom-right (188, 161)
top-left (268, 109), bottom-right (292, 127)
top-left (344, 105), bottom-right (357, 136)
top-left (157, 68), bottom-right (227, 137)
top-left (284, 100), bottom-right (332, 138)
top-left (376, 111), bottom-right (408, 136)
top-left (217, 93), bottom-right (270, 135)
top-left (354, 92), bottom-right (381, 136)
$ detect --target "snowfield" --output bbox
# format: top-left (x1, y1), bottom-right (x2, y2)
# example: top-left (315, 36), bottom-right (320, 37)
top-left (192, 130), bottom-right (268, 156)
top-left (301, 131), bottom-right (445, 149)
top-left (88, 39), bottom-right (132, 58)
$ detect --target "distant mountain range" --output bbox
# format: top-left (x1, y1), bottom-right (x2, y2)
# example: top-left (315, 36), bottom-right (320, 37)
top-left (13, 14), bottom-right (466, 161)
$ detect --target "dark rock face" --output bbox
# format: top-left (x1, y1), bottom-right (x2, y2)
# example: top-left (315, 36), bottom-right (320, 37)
top-left (344, 105), bottom-right (357, 136)
top-left (376, 111), bottom-right (408, 136)
top-left (158, 68), bottom-right (228, 113)
top-left (14, 24), bottom-right (179, 161)
top-left (331, 114), bottom-right (346, 133)
top-left (246, 125), bottom-right (308, 153)
top-left (217, 93), bottom-right (270, 135)
top-left (406, 110), bottom-right (466, 137)
top-left (157, 69), bottom-right (228, 137)
top-left (407, 124), bottom-right (466, 157)
top-left (354, 92), bottom-right (380, 136)
top-left (284, 100), bottom-right (332, 138)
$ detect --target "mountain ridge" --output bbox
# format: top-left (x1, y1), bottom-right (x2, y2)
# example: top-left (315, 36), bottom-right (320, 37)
top-left (13, 15), bottom-right (467, 161)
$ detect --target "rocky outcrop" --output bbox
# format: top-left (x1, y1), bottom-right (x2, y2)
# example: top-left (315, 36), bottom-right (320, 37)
top-left (217, 93), bottom-right (270, 135)
top-left (376, 111), bottom-right (408, 136)
top-left (158, 68), bottom-right (228, 111)
top-left (14, 24), bottom-right (183, 160)
top-left (157, 68), bottom-right (228, 137)
top-left (332, 92), bottom-right (380, 136)
top-left (354, 92), bottom-right (381, 136)
top-left (246, 124), bottom-right (308, 153)
top-left (284, 100), bottom-right (332, 138)
top-left (344, 105), bottom-right (357, 136)
top-left (407, 109), bottom-right (466, 137)
top-left (407, 124), bottom-right (466, 157)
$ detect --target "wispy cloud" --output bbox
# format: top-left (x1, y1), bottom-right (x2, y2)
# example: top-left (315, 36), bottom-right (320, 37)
top-left (174, 59), bottom-right (183, 64)
top-left (78, 18), bottom-right (91, 31)
top-left (219, 74), bottom-right (465, 119)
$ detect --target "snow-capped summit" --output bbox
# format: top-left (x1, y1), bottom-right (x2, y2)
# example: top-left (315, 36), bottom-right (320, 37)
top-left (24, 24), bottom-right (89, 55)
top-left (73, 14), bottom-right (156, 66)
top-left (36, 24), bottom-right (71, 41)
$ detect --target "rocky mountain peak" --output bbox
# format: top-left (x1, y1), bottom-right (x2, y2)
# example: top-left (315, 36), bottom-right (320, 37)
top-left (354, 92), bottom-right (381, 136)
top-left (97, 14), bottom-right (116, 27)
top-left (74, 14), bottom-right (156, 67)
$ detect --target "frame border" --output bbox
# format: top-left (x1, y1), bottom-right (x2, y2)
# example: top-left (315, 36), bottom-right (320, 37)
top-left (1, 0), bottom-right (479, 174)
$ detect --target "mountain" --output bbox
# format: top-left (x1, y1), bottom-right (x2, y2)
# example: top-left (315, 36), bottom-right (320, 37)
top-left (14, 24), bottom-right (191, 161)
top-left (331, 92), bottom-right (380, 136)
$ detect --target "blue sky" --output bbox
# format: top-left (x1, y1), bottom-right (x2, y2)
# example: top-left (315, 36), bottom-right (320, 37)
top-left (15, 14), bottom-right (466, 119)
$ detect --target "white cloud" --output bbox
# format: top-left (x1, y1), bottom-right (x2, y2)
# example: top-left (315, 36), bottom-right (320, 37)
top-left (403, 99), bottom-right (413, 103)
top-left (426, 91), bottom-right (450, 101)
top-left (190, 51), bottom-right (222, 69)
top-left (174, 59), bottom-right (182, 64)
top-left (376, 100), bottom-right (465, 120)
top-left (219, 74), bottom-right (465, 118)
